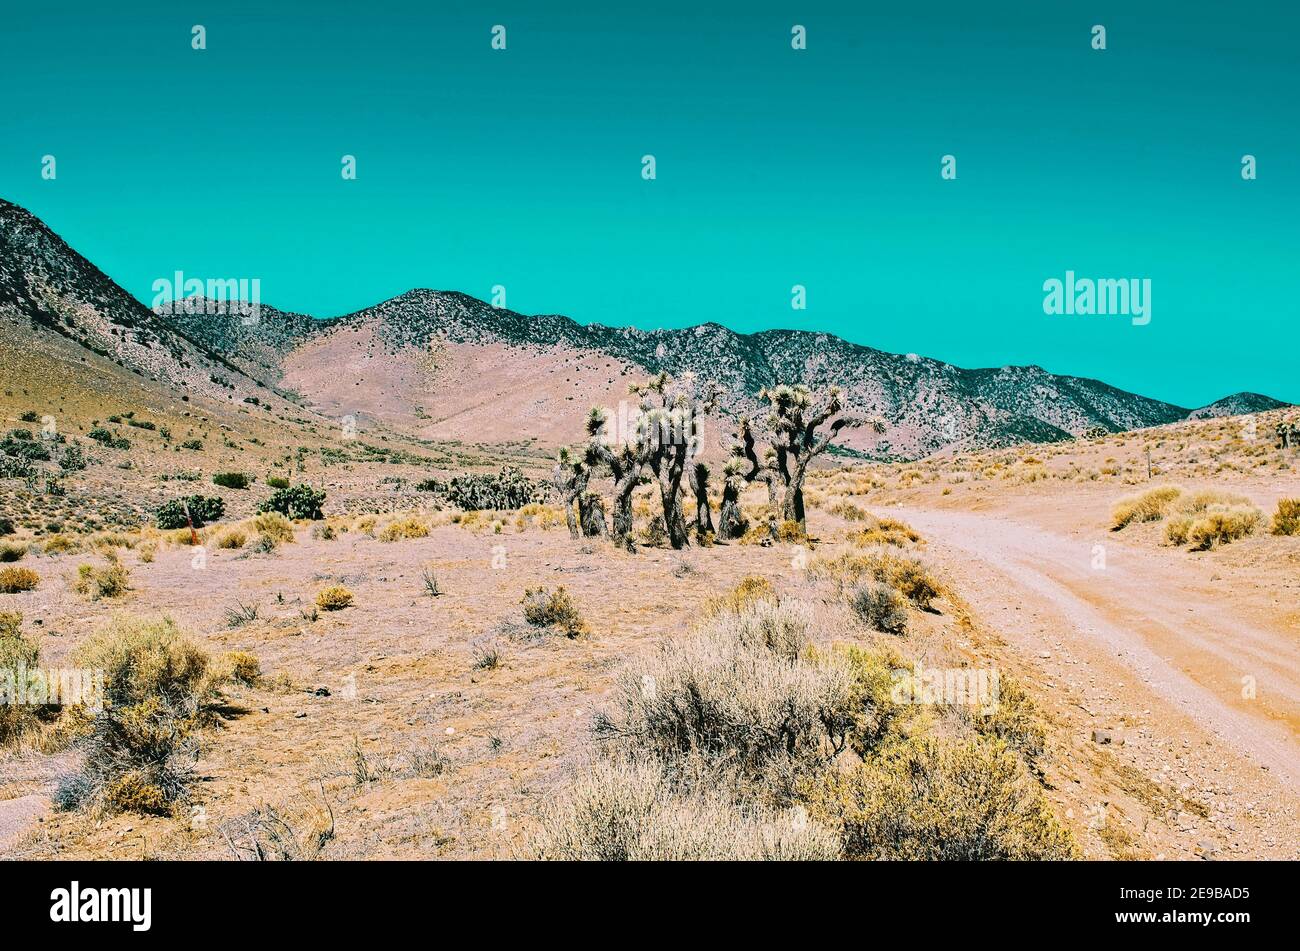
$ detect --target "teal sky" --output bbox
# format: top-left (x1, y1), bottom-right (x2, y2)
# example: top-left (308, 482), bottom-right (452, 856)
top-left (2, 1), bottom-right (1295, 408)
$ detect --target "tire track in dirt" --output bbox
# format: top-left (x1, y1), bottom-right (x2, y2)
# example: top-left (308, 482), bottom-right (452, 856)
top-left (894, 506), bottom-right (1300, 789)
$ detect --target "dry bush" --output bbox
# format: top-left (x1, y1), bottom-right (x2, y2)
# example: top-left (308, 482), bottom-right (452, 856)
top-left (798, 735), bottom-right (1079, 860)
top-left (220, 650), bottom-right (262, 685)
top-left (849, 583), bottom-right (908, 635)
top-left (521, 586), bottom-right (586, 637)
top-left (60, 615), bottom-right (217, 816)
top-left (1270, 498), bottom-right (1300, 536)
top-left (378, 517), bottom-right (429, 542)
top-left (74, 614), bottom-right (211, 709)
top-left (0, 542), bottom-right (27, 563)
top-left (810, 551), bottom-right (942, 611)
top-left (315, 586), bottom-right (354, 611)
top-left (215, 529), bottom-right (247, 550)
top-left (251, 512), bottom-right (295, 543)
top-left (528, 759), bottom-right (840, 861)
top-left (593, 602), bottom-right (854, 796)
top-left (971, 676), bottom-right (1047, 771)
top-left (0, 612), bottom-right (43, 745)
top-left (72, 559), bottom-right (131, 600)
top-left (1110, 485), bottom-right (1183, 530)
top-left (42, 535), bottom-right (79, 555)
top-left (0, 566), bottom-right (40, 593)
top-left (702, 575), bottom-right (777, 618)
top-left (836, 644), bottom-right (916, 757)
top-left (848, 516), bottom-right (921, 548)
top-left (137, 541), bottom-right (157, 563)
top-left (1184, 506), bottom-right (1261, 550)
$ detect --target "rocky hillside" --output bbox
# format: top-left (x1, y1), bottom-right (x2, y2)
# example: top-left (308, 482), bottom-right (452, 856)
top-left (3, 199), bottom-right (1289, 459)
top-left (0, 199), bottom-right (274, 405)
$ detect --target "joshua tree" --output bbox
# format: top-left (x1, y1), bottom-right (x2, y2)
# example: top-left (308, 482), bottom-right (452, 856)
top-left (689, 461), bottom-right (715, 539)
top-left (551, 446), bottom-right (601, 539)
top-left (716, 415), bottom-right (780, 541)
top-left (759, 384), bottom-right (863, 530)
top-left (585, 372), bottom-right (718, 550)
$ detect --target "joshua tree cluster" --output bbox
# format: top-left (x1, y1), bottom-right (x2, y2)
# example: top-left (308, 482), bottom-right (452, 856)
top-left (552, 375), bottom-right (869, 551)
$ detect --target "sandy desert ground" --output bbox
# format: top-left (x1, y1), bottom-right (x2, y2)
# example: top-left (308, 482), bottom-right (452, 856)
top-left (1, 396), bottom-right (1297, 861)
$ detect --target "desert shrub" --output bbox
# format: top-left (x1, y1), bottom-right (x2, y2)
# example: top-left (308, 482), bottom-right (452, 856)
top-left (213, 472), bottom-right (251, 490)
top-left (223, 601), bottom-right (260, 628)
top-left (798, 736), bottom-right (1078, 860)
top-left (215, 528), bottom-right (247, 550)
top-left (1177, 489), bottom-right (1252, 515)
top-left (427, 466), bottom-right (542, 511)
top-left (1270, 498), bottom-right (1300, 536)
top-left (1111, 485), bottom-right (1182, 530)
top-left (315, 586), bottom-right (354, 611)
top-left (592, 602), bottom-right (854, 795)
top-left (1163, 515), bottom-right (1195, 546)
top-left (73, 614), bottom-right (211, 709)
top-left (421, 566), bottom-right (443, 597)
top-left (0, 542), bottom-right (27, 563)
top-left (87, 427), bottom-right (130, 450)
top-left (18, 411), bottom-right (40, 423)
top-left (56, 696), bottom-right (198, 817)
top-left (0, 518), bottom-right (13, 536)
top-left (528, 759), bottom-right (840, 861)
top-left (0, 567), bottom-right (40, 593)
top-left (838, 644), bottom-right (915, 757)
top-left (155, 495), bottom-right (225, 529)
top-left (1185, 505), bottom-right (1261, 550)
top-left (251, 534), bottom-right (278, 554)
top-left (42, 534), bottom-right (79, 554)
top-left (471, 640), bottom-right (504, 671)
top-left (828, 500), bottom-right (870, 521)
top-left (378, 517), bottom-right (429, 542)
top-left (311, 523), bottom-right (336, 540)
top-left (702, 576), bottom-right (777, 618)
top-left (0, 613), bottom-right (44, 744)
top-left (180, 438), bottom-right (203, 450)
top-left (848, 516), bottom-right (922, 548)
top-left (810, 551), bottom-right (942, 610)
top-left (972, 676), bottom-right (1047, 771)
top-left (521, 586), bottom-right (586, 636)
top-left (220, 650), bottom-right (262, 686)
top-left (72, 559), bottom-right (131, 600)
top-left (251, 512), bottom-right (295, 542)
top-left (258, 484), bottom-right (326, 520)
top-left (849, 583), bottom-right (909, 635)
top-left (265, 476), bottom-right (290, 489)
top-left (137, 541), bottom-right (157, 563)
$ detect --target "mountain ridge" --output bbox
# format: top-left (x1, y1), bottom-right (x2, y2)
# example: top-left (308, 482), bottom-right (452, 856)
top-left (1, 198), bottom-right (1290, 459)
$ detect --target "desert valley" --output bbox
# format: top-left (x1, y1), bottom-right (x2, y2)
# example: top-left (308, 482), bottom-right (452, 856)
top-left (1, 198), bottom-right (1297, 861)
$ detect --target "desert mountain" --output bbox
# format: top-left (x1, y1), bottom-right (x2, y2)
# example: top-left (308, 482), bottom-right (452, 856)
top-left (2, 199), bottom-right (1288, 460)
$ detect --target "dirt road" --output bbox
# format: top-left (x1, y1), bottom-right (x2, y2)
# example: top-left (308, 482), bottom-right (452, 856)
top-left (894, 504), bottom-right (1300, 857)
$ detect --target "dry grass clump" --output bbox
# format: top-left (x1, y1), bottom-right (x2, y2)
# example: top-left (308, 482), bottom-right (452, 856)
top-left (702, 575), bottom-right (777, 618)
top-left (215, 528), bottom-right (247, 550)
top-left (0, 541), bottom-right (27, 563)
top-left (60, 615), bottom-right (221, 816)
top-left (219, 650), bottom-right (262, 686)
top-left (1270, 498), bottom-right (1300, 536)
top-left (528, 759), bottom-right (840, 861)
top-left (1110, 485), bottom-right (1183, 530)
top-left (251, 512), bottom-right (295, 543)
top-left (0, 566), bottom-right (40, 593)
top-left (971, 676), bottom-right (1047, 771)
top-left (1165, 505), bottom-right (1262, 550)
top-left (593, 601), bottom-right (854, 794)
top-left (315, 586), bottom-right (354, 612)
top-left (847, 516), bottom-right (921, 548)
top-left (42, 534), bottom-right (80, 555)
top-left (849, 583), bottom-right (908, 635)
top-left (521, 585), bottom-right (586, 637)
top-left (72, 558), bottom-right (131, 600)
top-left (0, 611), bottom-right (44, 745)
top-left (809, 551), bottom-right (943, 611)
top-left (798, 736), bottom-right (1078, 860)
top-left (378, 516), bottom-right (429, 542)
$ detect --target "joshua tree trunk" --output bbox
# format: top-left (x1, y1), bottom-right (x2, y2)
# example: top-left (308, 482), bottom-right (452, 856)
top-left (578, 492), bottom-right (607, 537)
top-left (610, 471), bottom-right (639, 548)
top-left (656, 455), bottom-right (690, 549)
top-left (718, 481), bottom-right (747, 540)
top-left (690, 462), bottom-right (714, 538)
